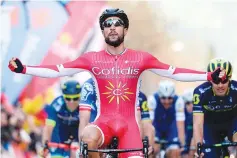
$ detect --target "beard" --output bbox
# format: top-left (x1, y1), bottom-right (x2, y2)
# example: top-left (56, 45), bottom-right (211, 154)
top-left (105, 32), bottom-right (124, 47)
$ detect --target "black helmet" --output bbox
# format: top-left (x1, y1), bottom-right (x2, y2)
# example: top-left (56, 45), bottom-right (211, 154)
top-left (99, 8), bottom-right (129, 30)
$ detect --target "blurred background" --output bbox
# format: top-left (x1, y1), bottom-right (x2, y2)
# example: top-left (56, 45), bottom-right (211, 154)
top-left (1, 0), bottom-right (237, 157)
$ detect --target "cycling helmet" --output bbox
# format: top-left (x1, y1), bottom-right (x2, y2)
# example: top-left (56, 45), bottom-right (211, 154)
top-left (99, 8), bottom-right (129, 30)
top-left (182, 88), bottom-right (194, 103)
top-left (61, 80), bottom-right (81, 95)
top-left (157, 80), bottom-right (175, 97)
top-left (207, 58), bottom-right (232, 79)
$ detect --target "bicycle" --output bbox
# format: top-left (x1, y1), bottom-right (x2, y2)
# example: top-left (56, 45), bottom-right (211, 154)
top-left (80, 136), bottom-right (149, 158)
top-left (155, 139), bottom-right (196, 158)
top-left (42, 136), bottom-right (79, 158)
top-left (197, 133), bottom-right (237, 158)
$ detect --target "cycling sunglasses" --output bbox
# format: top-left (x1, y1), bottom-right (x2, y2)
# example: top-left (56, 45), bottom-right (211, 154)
top-left (185, 101), bottom-right (192, 105)
top-left (65, 97), bottom-right (79, 101)
top-left (212, 78), bottom-right (229, 84)
top-left (63, 94), bottom-right (80, 101)
top-left (160, 97), bottom-right (173, 100)
top-left (102, 19), bottom-right (124, 28)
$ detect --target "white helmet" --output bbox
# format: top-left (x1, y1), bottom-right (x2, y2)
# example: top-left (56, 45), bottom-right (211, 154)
top-left (157, 80), bottom-right (175, 97)
top-left (182, 88), bottom-right (194, 103)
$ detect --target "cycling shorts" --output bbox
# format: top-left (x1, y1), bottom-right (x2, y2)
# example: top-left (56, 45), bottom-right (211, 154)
top-left (92, 114), bottom-right (143, 158)
top-left (203, 116), bottom-right (237, 158)
top-left (154, 120), bottom-right (180, 150)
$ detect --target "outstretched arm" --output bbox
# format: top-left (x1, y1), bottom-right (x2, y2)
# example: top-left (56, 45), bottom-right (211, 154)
top-left (144, 54), bottom-right (219, 82)
top-left (8, 54), bottom-right (90, 78)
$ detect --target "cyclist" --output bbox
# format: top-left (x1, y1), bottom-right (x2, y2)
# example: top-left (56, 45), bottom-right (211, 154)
top-left (9, 8), bottom-right (225, 158)
top-left (193, 58), bottom-right (237, 158)
top-left (148, 80), bottom-right (186, 158)
top-left (181, 88), bottom-right (195, 158)
top-left (41, 80), bottom-right (81, 158)
top-left (136, 91), bottom-right (155, 156)
top-left (78, 78), bottom-right (99, 142)
top-left (79, 78), bottom-right (155, 154)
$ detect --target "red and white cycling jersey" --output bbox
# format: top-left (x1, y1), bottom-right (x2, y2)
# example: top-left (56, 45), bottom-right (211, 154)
top-left (23, 49), bottom-right (207, 157)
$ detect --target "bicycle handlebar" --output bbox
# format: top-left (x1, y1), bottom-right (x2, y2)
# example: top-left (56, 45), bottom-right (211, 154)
top-left (87, 148), bottom-right (143, 153)
top-left (47, 142), bottom-right (79, 151)
top-left (156, 140), bottom-right (196, 149)
top-left (197, 142), bottom-right (237, 156)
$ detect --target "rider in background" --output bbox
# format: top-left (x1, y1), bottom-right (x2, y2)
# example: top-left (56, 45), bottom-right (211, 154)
top-left (193, 58), bottom-right (237, 158)
top-left (136, 91), bottom-right (155, 156)
top-left (148, 80), bottom-right (185, 158)
top-left (181, 88), bottom-right (195, 158)
top-left (41, 80), bottom-right (81, 158)
top-left (78, 78), bottom-right (98, 142)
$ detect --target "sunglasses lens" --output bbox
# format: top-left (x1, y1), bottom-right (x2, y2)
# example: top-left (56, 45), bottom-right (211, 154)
top-left (161, 97), bottom-right (173, 100)
top-left (65, 97), bottom-right (79, 101)
top-left (186, 101), bottom-right (192, 105)
top-left (213, 78), bottom-right (229, 84)
top-left (221, 79), bottom-right (229, 84)
top-left (65, 97), bottom-right (71, 101)
top-left (103, 19), bottom-right (124, 28)
top-left (73, 97), bottom-right (79, 101)
top-left (103, 21), bottom-right (112, 28)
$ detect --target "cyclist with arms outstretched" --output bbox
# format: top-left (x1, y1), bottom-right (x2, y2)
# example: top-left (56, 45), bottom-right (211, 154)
top-left (79, 78), bottom-right (155, 155)
top-left (9, 8), bottom-right (225, 158)
top-left (193, 58), bottom-right (237, 158)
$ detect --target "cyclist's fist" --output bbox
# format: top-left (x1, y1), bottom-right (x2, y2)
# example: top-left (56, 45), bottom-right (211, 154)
top-left (207, 67), bottom-right (227, 82)
top-left (8, 58), bottom-right (26, 73)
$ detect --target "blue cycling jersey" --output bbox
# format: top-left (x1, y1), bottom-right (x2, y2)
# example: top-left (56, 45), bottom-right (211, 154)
top-left (148, 92), bottom-right (185, 144)
top-left (79, 78), bottom-right (98, 122)
top-left (138, 91), bottom-right (150, 120)
top-left (149, 93), bottom-right (185, 130)
top-left (46, 96), bottom-right (79, 142)
top-left (193, 80), bottom-right (237, 157)
top-left (193, 80), bottom-right (237, 124)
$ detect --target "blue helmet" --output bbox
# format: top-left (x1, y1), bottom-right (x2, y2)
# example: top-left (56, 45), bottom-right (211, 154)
top-left (61, 80), bottom-right (81, 95)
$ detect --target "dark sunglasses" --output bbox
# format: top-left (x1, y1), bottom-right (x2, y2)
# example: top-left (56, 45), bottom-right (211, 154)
top-left (103, 19), bottom-right (124, 28)
top-left (160, 97), bottom-right (173, 100)
top-left (65, 97), bottom-right (79, 101)
top-left (185, 101), bottom-right (193, 105)
top-left (212, 78), bottom-right (229, 84)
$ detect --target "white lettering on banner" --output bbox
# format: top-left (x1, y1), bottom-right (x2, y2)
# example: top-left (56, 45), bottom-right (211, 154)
top-left (92, 67), bottom-right (140, 76)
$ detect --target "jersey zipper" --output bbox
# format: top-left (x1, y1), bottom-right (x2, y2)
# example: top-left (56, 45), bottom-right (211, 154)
top-left (115, 55), bottom-right (119, 111)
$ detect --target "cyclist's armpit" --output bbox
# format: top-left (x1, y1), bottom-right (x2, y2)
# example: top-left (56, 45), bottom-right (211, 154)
top-left (25, 54), bottom-right (91, 78)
